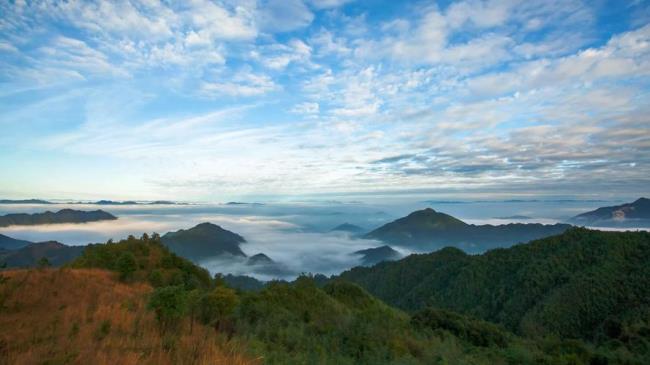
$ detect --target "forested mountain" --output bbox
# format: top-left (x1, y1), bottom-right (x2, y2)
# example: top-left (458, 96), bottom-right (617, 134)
top-left (340, 228), bottom-right (650, 347)
top-left (353, 245), bottom-right (401, 266)
top-left (570, 197), bottom-right (650, 227)
top-left (0, 209), bottom-right (117, 227)
top-left (364, 208), bottom-right (571, 252)
top-left (0, 233), bottom-right (32, 250)
top-left (3, 233), bottom-right (647, 364)
top-left (161, 222), bottom-right (247, 261)
top-left (0, 241), bottom-right (84, 268)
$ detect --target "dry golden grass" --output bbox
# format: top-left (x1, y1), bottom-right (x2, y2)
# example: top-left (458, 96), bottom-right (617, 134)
top-left (0, 269), bottom-right (257, 365)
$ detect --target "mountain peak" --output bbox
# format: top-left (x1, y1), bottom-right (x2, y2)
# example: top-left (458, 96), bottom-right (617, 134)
top-left (161, 222), bottom-right (247, 261)
top-left (403, 208), bottom-right (468, 228)
top-left (331, 223), bottom-right (365, 233)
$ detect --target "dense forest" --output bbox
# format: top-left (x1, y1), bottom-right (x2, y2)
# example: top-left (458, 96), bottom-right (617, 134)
top-left (340, 228), bottom-right (650, 362)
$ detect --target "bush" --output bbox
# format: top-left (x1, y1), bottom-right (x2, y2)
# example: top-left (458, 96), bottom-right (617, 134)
top-left (148, 285), bottom-right (188, 332)
top-left (116, 252), bottom-right (137, 281)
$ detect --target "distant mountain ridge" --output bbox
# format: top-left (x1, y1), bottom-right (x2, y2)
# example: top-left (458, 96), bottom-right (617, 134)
top-left (364, 208), bottom-right (570, 253)
top-left (161, 222), bottom-right (247, 261)
top-left (0, 199), bottom-right (53, 204)
top-left (353, 245), bottom-right (401, 266)
top-left (0, 233), bottom-right (33, 250)
top-left (569, 197), bottom-right (650, 227)
top-left (330, 223), bottom-right (365, 234)
top-left (0, 241), bottom-right (85, 268)
top-left (0, 209), bottom-right (117, 227)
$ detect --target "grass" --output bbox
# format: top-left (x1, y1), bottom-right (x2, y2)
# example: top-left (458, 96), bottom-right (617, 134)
top-left (0, 268), bottom-right (257, 365)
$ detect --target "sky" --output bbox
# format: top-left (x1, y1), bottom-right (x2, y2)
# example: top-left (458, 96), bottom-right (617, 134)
top-left (1, 0), bottom-right (649, 202)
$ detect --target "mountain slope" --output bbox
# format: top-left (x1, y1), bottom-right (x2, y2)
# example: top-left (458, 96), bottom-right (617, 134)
top-left (0, 269), bottom-right (253, 365)
top-left (0, 233), bottom-right (32, 250)
top-left (0, 209), bottom-right (117, 227)
top-left (364, 208), bottom-right (571, 252)
top-left (570, 197), bottom-right (650, 227)
top-left (161, 222), bottom-right (246, 261)
top-left (340, 228), bottom-right (650, 344)
top-left (0, 241), bottom-right (84, 268)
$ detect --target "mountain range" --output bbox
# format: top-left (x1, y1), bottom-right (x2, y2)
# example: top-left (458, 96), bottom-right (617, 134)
top-left (569, 197), bottom-right (650, 227)
top-left (364, 208), bottom-right (571, 252)
top-left (0, 209), bottom-right (117, 227)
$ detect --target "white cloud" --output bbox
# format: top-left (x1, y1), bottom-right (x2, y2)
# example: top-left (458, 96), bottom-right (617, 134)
top-left (291, 102), bottom-right (320, 114)
top-left (201, 71), bottom-right (278, 97)
top-left (307, 0), bottom-right (354, 10)
top-left (257, 0), bottom-right (314, 33)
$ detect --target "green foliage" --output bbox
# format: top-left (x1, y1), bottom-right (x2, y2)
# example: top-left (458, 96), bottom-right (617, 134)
top-left (198, 286), bottom-right (239, 326)
top-left (148, 285), bottom-right (187, 332)
top-left (37, 257), bottom-right (51, 268)
top-left (69, 234), bottom-right (212, 289)
top-left (412, 308), bottom-right (509, 348)
top-left (116, 252), bottom-right (136, 281)
top-left (340, 228), bottom-right (650, 363)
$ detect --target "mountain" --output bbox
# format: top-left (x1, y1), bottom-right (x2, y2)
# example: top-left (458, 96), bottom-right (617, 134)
top-left (353, 245), bottom-right (401, 266)
top-left (569, 197), bottom-right (650, 227)
top-left (0, 241), bottom-right (85, 268)
top-left (364, 208), bottom-right (571, 252)
top-left (94, 200), bottom-right (138, 205)
top-left (0, 199), bottom-right (53, 204)
top-left (0, 233), bottom-right (32, 250)
top-left (161, 222), bottom-right (246, 261)
top-left (494, 215), bottom-right (533, 220)
top-left (0, 209), bottom-right (117, 227)
top-left (3, 233), bottom-right (643, 364)
top-left (246, 253), bottom-right (274, 265)
top-left (330, 222), bottom-right (365, 234)
top-left (340, 227), bottom-right (650, 344)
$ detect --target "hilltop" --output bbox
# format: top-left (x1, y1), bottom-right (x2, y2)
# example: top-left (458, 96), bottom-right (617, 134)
top-left (364, 208), bottom-right (571, 252)
top-left (0, 268), bottom-right (252, 365)
top-left (161, 222), bottom-right (247, 261)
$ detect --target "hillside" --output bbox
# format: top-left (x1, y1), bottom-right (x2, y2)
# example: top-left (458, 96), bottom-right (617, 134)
top-left (0, 241), bottom-right (84, 268)
top-left (0, 209), bottom-right (117, 227)
top-left (0, 268), bottom-right (253, 365)
top-left (340, 228), bottom-right (650, 348)
top-left (2, 234), bottom-right (643, 364)
top-left (0, 233), bottom-right (32, 250)
top-left (570, 197), bottom-right (650, 227)
top-left (161, 222), bottom-right (247, 262)
top-left (364, 208), bottom-right (571, 252)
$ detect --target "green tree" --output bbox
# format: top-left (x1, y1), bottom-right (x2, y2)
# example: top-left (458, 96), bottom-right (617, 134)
top-left (37, 257), bottom-right (51, 268)
top-left (198, 286), bottom-right (239, 326)
top-left (116, 252), bottom-right (137, 281)
top-left (148, 285), bottom-right (188, 333)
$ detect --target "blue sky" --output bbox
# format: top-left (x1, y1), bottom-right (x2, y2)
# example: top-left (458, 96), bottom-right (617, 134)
top-left (0, 0), bottom-right (649, 202)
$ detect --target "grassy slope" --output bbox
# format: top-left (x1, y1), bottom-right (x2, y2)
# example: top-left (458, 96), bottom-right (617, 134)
top-left (0, 268), bottom-right (255, 365)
